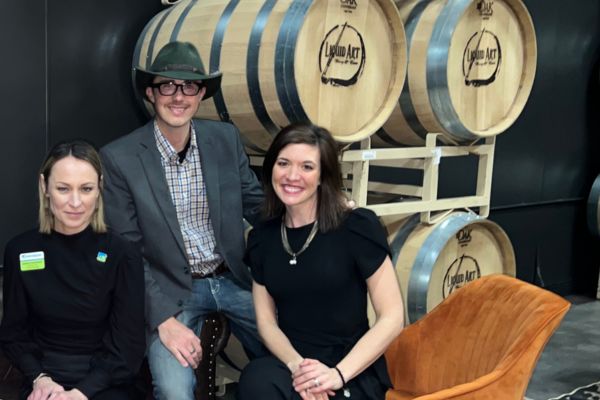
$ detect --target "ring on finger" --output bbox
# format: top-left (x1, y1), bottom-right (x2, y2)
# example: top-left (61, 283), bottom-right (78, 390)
top-left (190, 348), bottom-right (196, 354)
top-left (314, 377), bottom-right (320, 387)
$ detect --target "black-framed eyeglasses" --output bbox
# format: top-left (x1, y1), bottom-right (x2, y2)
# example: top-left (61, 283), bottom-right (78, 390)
top-left (150, 80), bottom-right (203, 96)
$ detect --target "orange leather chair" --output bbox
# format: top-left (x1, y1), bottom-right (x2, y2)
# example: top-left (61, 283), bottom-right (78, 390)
top-left (385, 274), bottom-right (570, 400)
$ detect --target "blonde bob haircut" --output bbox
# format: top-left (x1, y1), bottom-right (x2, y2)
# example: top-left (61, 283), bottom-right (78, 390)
top-left (38, 139), bottom-right (107, 234)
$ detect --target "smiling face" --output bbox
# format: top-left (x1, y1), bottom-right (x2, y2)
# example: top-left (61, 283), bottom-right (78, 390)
top-left (272, 143), bottom-right (321, 218)
top-left (41, 156), bottom-right (100, 235)
top-left (146, 77), bottom-right (206, 135)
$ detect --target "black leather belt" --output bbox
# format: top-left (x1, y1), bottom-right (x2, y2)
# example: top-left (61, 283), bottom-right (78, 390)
top-left (191, 262), bottom-right (228, 279)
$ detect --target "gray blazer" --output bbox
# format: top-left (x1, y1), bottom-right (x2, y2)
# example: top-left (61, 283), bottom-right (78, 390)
top-left (100, 119), bottom-right (263, 336)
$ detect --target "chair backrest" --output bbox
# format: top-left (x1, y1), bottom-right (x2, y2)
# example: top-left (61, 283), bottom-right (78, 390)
top-left (398, 274), bottom-right (570, 394)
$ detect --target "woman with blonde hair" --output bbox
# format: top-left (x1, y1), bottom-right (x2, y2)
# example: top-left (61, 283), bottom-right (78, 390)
top-left (0, 140), bottom-right (145, 400)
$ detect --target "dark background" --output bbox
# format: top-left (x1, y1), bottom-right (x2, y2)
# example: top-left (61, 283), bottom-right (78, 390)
top-left (0, 0), bottom-right (598, 296)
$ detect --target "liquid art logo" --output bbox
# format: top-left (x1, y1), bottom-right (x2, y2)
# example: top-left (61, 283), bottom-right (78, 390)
top-left (442, 255), bottom-right (481, 299)
top-left (318, 22), bottom-right (366, 87)
top-left (462, 29), bottom-right (502, 87)
top-left (441, 228), bottom-right (480, 298)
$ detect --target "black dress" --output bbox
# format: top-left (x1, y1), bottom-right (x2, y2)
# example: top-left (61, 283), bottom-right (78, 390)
top-left (0, 227), bottom-right (145, 400)
top-left (238, 208), bottom-right (392, 399)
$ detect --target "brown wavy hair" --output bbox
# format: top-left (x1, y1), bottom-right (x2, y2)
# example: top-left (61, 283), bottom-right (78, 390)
top-left (262, 122), bottom-right (347, 232)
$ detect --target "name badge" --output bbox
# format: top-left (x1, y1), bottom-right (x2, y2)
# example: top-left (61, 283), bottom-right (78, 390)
top-left (19, 251), bottom-right (45, 271)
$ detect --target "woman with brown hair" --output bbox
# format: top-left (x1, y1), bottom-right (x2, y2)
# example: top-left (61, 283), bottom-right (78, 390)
top-left (0, 140), bottom-right (145, 400)
top-left (238, 123), bottom-right (404, 399)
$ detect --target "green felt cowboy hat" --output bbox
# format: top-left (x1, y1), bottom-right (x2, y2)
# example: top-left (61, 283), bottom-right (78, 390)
top-left (135, 41), bottom-right (222, 100)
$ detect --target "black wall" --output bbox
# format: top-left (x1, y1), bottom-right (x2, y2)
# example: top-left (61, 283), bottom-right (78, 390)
top-left (0, 0), bottom-right (46, 250)
top-left (47, 2), bottom-right (153, 146)
top-left (0, 0), bottom-right (598, 296)
top-left (0, 0), bottom-right (160, 255)
top-left (488, 0), bottom-right (600, 295)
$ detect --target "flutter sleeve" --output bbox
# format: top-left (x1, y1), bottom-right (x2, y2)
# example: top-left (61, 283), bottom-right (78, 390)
top-left (74, 238), bottom-right (145, 398)
top-left (0, 239), bottom-right (44, 384)
top-left (347, 208), bottom-right (392, 280)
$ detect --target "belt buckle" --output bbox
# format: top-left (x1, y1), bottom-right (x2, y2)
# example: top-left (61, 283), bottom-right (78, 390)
top-left (213, 262), bottom-right (227, 276)
top-left (192, 262), bottom-right (226, 279)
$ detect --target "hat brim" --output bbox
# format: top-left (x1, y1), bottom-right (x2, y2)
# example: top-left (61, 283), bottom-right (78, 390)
top-left (134, 68), bottom-right (223, 100)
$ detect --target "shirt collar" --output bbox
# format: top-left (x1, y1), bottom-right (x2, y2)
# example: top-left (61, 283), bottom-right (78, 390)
top-left (153, 120), bottom-right (198, 163)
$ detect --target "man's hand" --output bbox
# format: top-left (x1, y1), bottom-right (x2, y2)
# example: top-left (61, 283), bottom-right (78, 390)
top-left (158, 316), bottom-right (202, 368)
top-left (27, 375), bottom-right (64, 400)
top-left (49, 389), bottom-right (88, 400)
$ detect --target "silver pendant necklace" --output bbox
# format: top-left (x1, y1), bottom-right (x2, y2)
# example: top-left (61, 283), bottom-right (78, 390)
top-left (280, 216), bottom-right (319, 265)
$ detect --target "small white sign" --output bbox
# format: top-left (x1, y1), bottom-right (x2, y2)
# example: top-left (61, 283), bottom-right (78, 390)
top-left (432, 148), bottom-right (442, 165)
top-left (362, 150), bottom-right (376, 161)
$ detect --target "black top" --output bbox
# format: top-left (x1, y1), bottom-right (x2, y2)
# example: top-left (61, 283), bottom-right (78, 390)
top-left (0, 227), bottom-right (145, 398)
top-left (246, 208), bottom-right (392, 398)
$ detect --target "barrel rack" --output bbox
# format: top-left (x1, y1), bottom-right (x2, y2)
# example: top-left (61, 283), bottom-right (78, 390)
top-left (249, 133), bottom-right (496, 223)
top-left (341, 133), bottom-right (496, 223)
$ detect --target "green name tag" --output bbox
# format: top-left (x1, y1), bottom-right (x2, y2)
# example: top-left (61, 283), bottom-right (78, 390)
top-left (20, 251), bottom-right (45, 271)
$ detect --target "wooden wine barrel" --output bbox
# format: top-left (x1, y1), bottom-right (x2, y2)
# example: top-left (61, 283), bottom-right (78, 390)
top-left (587, 174), bottom-right (600, 238)
top-left (374, 0), bottom-right (537, 146)
top-left (384, 212), bottom-right (516, 323)
top-left (133, 0), bottom-right (407, 154)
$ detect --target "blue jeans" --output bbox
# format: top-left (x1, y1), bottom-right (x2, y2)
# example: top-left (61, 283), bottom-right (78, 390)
top-left (148, 272), bottom-right (264, 400)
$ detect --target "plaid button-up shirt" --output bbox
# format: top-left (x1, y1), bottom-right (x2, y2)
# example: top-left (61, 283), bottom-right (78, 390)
top-left (154, 121), bottom-right (222, 275)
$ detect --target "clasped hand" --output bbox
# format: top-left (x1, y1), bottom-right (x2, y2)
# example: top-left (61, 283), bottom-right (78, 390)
top-left (158, 316), bottom-right (202, 369)
top-left (292, 359), bottom-right (343, 400)
top-left (28, 376), bottom-right (87, 400)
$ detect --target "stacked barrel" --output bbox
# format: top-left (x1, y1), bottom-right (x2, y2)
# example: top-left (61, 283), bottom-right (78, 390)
top-left (133, 0), bottom-right (407, 153)
top-left (134, 0), bottom-right (536, 322)
top-left (378, 0), bottom-right (537, 146)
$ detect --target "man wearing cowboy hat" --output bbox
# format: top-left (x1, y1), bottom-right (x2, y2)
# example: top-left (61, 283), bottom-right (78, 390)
top-left (100, 41), bottom-right (264, 399)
